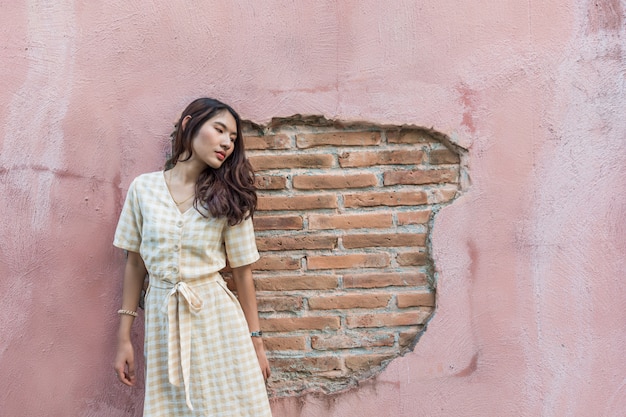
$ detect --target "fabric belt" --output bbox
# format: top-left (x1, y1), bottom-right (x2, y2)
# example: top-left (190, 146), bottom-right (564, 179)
top-left (152, 274), bottom-right (222, 411)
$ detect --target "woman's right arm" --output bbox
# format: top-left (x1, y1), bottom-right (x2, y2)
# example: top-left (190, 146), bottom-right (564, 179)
top-left (113, 251), bottom-right (146, 386)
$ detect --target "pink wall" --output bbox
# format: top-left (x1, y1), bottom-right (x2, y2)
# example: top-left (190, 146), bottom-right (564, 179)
top-left (1, 1), bottom-right (625, 416)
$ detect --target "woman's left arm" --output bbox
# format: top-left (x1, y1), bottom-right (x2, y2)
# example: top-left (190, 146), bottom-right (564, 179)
top-left (231, 264), bottom-right (271, 380)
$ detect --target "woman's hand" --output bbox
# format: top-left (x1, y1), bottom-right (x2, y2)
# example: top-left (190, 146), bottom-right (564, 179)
top-left (114, 339), bottom-right (136, 386)
top-left (252, 337), bottom-right (271, 380)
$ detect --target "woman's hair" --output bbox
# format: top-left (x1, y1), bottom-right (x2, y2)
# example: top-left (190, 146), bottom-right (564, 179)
top-left (165, 97), bottom-right (257, 226)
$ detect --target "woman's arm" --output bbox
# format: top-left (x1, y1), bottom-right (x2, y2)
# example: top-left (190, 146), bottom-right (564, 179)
top-left (113, 251), bottom-right (147, 386)
top-left (232, 264), bottom-right (271, 380)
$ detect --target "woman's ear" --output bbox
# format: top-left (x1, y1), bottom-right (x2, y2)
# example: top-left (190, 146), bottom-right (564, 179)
top-left (181, 115), bottom-right (192, 131)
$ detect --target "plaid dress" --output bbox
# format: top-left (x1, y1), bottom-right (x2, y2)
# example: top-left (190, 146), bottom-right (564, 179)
top-left (114, 171), bottom-right (272, 417)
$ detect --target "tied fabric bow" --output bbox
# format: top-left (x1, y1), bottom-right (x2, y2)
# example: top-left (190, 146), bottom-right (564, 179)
top-left (161, 281), bottom-right (204, 410)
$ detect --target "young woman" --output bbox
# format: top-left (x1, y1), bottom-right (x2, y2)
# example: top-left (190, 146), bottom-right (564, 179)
top-left (113, 98), bottom-right (272, 416)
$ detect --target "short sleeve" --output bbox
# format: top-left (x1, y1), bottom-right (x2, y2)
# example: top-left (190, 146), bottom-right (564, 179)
top-left (113, 179), bottom-right (143, 252)
top-left (224, 216), bottom-right (260, 268)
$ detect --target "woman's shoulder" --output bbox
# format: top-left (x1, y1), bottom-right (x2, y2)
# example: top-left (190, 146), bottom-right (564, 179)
top-left (131, 170), bottom-right (164, 188)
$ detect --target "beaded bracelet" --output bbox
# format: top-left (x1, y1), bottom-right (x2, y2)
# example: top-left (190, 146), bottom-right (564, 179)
top-left (117, 309), bottom-right (138, 317)
top-left (250, 330), bottom-right (263, 337)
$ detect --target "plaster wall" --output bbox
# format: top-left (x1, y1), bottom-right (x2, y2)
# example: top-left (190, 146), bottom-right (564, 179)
top-left (1, 1), bottom-right (625, 416)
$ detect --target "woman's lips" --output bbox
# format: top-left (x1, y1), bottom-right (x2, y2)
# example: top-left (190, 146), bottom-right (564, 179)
top-left (216, 151), bottom-right (225, 161)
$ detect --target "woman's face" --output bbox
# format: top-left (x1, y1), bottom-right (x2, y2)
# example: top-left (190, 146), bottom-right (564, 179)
top-left (189, 110), bottom-right (238, 169)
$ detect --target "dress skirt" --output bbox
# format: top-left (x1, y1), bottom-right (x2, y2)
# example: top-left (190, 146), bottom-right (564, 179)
top-left (142, 274), bottom-right (272, 417)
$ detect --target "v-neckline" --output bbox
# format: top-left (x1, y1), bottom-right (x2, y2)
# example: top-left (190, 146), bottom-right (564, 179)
top-left (162, 171), bottom-right (195, 216)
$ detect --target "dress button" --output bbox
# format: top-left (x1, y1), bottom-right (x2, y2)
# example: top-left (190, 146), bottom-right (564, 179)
top-left (176, 221), bottom-right (184, 228)
top-left (172, 266), bottom-right (179, 274)
top-left (173, 244), bottom-right (180, 251)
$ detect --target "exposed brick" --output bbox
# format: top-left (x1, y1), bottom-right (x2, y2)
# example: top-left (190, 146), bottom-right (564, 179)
top-left (383, 168), bottom-right (458, 186)
top-left (271, 356), bottom-right (342, 373)
top-left (397, 210), bottom-right (431, 225)
top-left (344, 354), bottom-right (395, 372)
top-left (297, 131), bottom-right (381, 148)
top-left (254, 275), bottom-right (339, 291)
top-left (343, 191), bottom-right (427, 208)
top-left (253, 255), bottom-right (301, 271)
top-left (343, 233), bottom-right (426, 248)
top-left (255, 175), bottom-right (287, 190)
top-left (387, 129), bottom-right (436, 144)
top-left (426, 186), bottom-right (459, 204)
top-left (244, 133), bottom-right (291, 150)
top-left (250, 154), bottom-right (334, 170)
top-left (263, 336), bottom-right (307, 351)
top-left (396, 251), bottom-right (429, 266)
top-left (257, 194), bottom-right (338, 211)
top-left (257, 235), bottom-right (337, 251)
top-left (253, 215), bottom-right (303, 231)
top-left (346, 309), bottom-right (433, 328)
top-left (343, 272), bottom-right (429, 289)
top-left (293, 173), bottom-right (377, 189)
top-left (257, 295), bottom-right (303, 312)
top-left (399, 328), bottom-right (422, 348)
top-left (308, 212), bottom-right (392, 230)
top-left (261, 316), bottom-right (341, 332)
top-left (397, 290), bottom-right (435, 308)
top-left (339, 149), bottom-right (424, 167)
top-left (308, 293), bottom-right (391, 310)
top-left (311, 332), bottom-right (395, 350)
top-left (307, 253), bottom-right (391, 270)
top-left (429, 148), bottom-right (460, 164)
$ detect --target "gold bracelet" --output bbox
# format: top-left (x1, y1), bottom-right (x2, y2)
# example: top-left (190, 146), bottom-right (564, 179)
top-left (117, 309), bottom-right (138, 317)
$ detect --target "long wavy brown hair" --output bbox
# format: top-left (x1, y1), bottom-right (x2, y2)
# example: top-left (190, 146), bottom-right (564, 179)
top-left (165, 98), bottom-right (257, 226)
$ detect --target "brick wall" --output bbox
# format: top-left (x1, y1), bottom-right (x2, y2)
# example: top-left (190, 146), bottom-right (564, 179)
top-left (234, 116), bottom-right (462, 396)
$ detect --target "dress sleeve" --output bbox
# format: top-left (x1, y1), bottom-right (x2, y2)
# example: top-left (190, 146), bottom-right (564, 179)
top-left (224, 215), bottom-right (260, 268)
top-left (113, 179), bottom-right (143, 252)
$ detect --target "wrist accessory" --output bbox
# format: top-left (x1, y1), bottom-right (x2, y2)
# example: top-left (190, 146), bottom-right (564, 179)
top-left (250, 330), bottom-right (263, 337)
top-left (117, 309), bottom-right (138, 317)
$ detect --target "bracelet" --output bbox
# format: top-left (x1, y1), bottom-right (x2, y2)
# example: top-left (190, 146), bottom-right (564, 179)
top-left (250, 330), bottom-right (263, 337)
top-left (117, 309), bottom-right (138, 317)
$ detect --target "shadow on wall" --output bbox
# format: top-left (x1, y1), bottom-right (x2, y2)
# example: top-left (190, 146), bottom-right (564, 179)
top-left (224, 116), bottom-right (467, 397)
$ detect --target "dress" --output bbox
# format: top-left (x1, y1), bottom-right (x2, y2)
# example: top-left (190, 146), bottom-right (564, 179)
top-left (114, 171), bottom-right (272, 417)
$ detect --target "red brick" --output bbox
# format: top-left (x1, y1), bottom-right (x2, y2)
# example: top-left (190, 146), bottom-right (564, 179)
top-left (308, 293), bottom-right (391, 310)
top-left (426, 186), bottom-right (459, 204)
top-left (293, 173), bottom-right (377, 189)
top-left (260, 316), bottom-right (340, 332)
top-left (270, 356), bottom-right (342, 373)
top-left (257, 295), bottom-right (303, 312)
top-left (244, 133), bottom-right (291, 150)
top-left (257, 235), bottom-right (337, 251)
top-left (254, 275), bottom-right (339, 291)
top-left (311, 332), bottom-right (395, 350)
top-left (399, 328), bottom-right (422, 348)
top-left (250, 154), bottom-right (334, 170)
top-left (387, 129), bottom-right (436, 144)
top-left (253, 255), bottom-right (301, 271)
top-left (346, 309), bottom-right (433, 328)
top-left (397, 290), bottom-right (435, 308)
top-left (255, 175), bottom-right (287, 190)
top-left (383, 168), bottom-right (458, 186)
top-left (308, 213), bottom-right (392, 230)
top-left (396, 251), bottom-right (429, 266)
top-left (397, 210), bottom-right (431, 225)
top-left (307, 253), bottom-right (390, 270)
top-left (253, 215), bottom-right (303, 231)
top-left (338, 149), bottom-right (424, 167)
top-left (297, 131), bottom-right (381, 148)
top-left (342, 272), bottom-right (429, 289)
top-left (429, 148), bottom-right (460, 164)
top-left (257, 194), bottom-right (338, 211)
top-left (263, 336), bottom-right (307, 351)
top-left (343, 233), bottom-right (426, 248)
top-left (343, 191), bottom-right (427, 207)
top-left (344, 354), bottom-right (395, 372)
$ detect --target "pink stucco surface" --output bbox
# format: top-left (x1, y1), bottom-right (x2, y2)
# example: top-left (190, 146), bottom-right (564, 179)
top-left (1, 1), bottom-right (625, 416)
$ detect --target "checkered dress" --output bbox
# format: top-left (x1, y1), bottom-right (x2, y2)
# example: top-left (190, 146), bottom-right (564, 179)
top-left (114, 171), bottom-right (272, 417)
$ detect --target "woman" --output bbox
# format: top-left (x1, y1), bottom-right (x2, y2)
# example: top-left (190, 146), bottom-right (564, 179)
top-left (113, 97), bottom-right (272, 416)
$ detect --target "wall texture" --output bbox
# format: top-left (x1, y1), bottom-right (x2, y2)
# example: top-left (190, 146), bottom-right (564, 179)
top-left (1, 1), bottom-right (625, 416)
